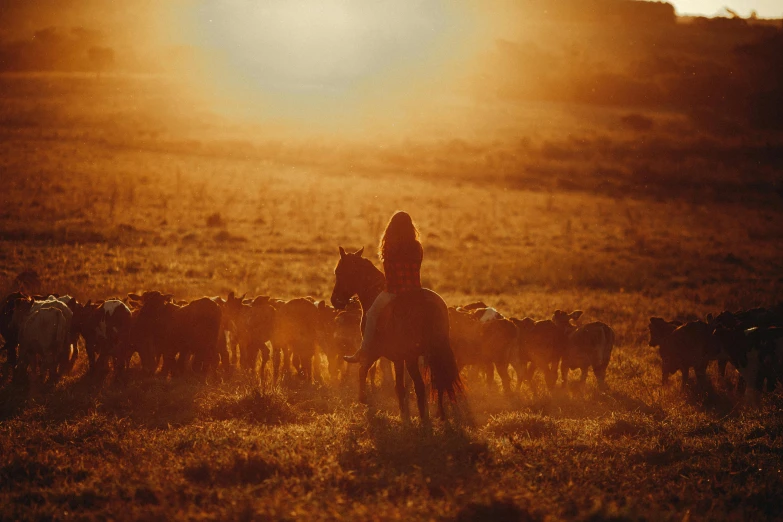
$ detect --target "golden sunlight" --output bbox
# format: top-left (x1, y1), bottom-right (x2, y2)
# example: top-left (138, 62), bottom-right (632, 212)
top-left (171, 0), bottom-right (470, 127)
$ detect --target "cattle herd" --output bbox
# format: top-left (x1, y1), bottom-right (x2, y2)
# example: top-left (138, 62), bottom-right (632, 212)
top-left (0, 290), bottom-right (782, 404)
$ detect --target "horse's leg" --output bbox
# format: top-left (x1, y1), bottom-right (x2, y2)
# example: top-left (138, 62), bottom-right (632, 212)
top-left (393, 360), bottom-right (409, 422)
top-left (358, 361), bottom-right (372, 404)
top-left (407, 357), bottom-right (429, 425)
top-left (368, 361), bottom-right (378, 390)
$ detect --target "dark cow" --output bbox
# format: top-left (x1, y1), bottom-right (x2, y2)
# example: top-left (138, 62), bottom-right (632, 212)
top-left (513, 316), bottom-right (568, 389)
top-left (712, 308), bottom-right (783, 401)
top-left (649, 317), bottom-right (719, 391)
top-left (449, 303), bottom-right (524, 392)
top-left (448, 307), bottom-right (482, 371)
top-left (227, 295), bottom-right (276, 378)
top-left (70, 299), bottom-right (132, 375)
top-left (11, 298), bottom-right (69, 383)
top-left (315, 299), bottom-right (342, 379)
top-left (1, 291), bottom-right (27, 369)
top-left (323, 298), bottom-right (392, 387)
top-left (271, 298), bottom-right (320, 384)
top-left (552, 310), bottom-right (614, 387)
top-left (127, 292), bottom-right (222, 376)
top-left (211, 295), bottom-right (235, 370)
top-left (449, 306), bottom-right (520, 393)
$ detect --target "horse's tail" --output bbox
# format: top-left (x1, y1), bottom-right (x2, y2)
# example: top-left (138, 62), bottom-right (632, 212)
top-left (424, 335), bottom-right (463, 402)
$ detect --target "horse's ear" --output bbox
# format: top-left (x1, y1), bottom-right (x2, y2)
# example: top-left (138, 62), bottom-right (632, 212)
top-left (355, 247), bottom-right (364, 257)
top-left (339, 246), bottom-right (346, 258)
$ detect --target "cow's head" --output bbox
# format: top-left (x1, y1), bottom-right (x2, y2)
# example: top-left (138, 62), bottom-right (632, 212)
top-left (10, 297), bottom-right (34, 329)
top-left (69, 299), bottom-right (102, 334)
top-left (128, 291), bottom-right (174, 310)
top-left (648, 317), bottom-right (678, 347)
top-left (552, 310), bottom-right (582, 330)
top-left (1, 291), bottom-right (28, 331)
top-left (511, 317), bottom-right (536, 335)
top-left (223, 291), bottom-right (246, 318)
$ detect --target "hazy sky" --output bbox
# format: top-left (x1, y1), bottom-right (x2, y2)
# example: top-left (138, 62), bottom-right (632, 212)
top-left (671, 0), bottom-right (783, 17)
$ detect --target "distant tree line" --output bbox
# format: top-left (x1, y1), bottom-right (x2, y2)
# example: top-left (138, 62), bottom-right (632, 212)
top-left (0, 26), bottom-right (114, 74)
top-left (480, 1), bottom-right (783, 130)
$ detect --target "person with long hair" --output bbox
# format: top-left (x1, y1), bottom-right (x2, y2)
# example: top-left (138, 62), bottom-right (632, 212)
top-left (343, 211), bottom-right (423, 364)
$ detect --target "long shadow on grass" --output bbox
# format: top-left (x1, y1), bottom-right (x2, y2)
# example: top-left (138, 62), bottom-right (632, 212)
top-left (337, 411), bottom-right (488, 498)
top-left (681, 381), bottom-right (741, 418)
top-left (0, 370), bottom-right (208, 428)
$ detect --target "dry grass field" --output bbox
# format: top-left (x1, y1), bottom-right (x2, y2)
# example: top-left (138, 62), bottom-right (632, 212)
top-left (1, 67), bottom-right (783, 521)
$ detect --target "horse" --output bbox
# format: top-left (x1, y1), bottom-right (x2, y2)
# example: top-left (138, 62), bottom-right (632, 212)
top-left (330, 246), bottom-right (462, 423)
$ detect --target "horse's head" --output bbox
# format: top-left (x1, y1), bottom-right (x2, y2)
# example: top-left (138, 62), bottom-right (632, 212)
top-left (331, 246), bottom-right (372, 310)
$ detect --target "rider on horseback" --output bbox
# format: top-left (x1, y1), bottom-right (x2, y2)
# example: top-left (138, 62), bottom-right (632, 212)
top-left (343, 211), bottom-right (423, 365)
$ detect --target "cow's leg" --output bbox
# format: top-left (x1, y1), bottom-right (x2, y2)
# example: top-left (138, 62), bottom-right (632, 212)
top-left (484, 362), bottom-right (495, 389)
top-left (393, 359), bottom-right (409, 422)
top-left (45, 344), bottom-right (60, 384)
top-left (407, 357), bottom-right (429, 424)
top-left (496, 362), bottom-right (512, 394)
top-left (259, 343), bottom-right (270, 390)
top-left (86, 341), bottom-right (97, 373)
top-left (326, 352), bottom-right (338, 381)
top-left (695, 363), bottom-right (708, 388)
top-left (283, 347), bottom-right (294, 381)
top-left (561, 363), bottom-right (571, 387)
top-left (526, 362), bottom-right (539, 389)
top-left (217, 336), bottom-right (230, 373)
top-left (272, 345), bottom-right (281, 386)
top-left (680, 367), bottom-right (689, 391)
top-left (304, 351), bottom-right (313, 383)
top-left (313, 353), bottom-right (324, 384)
top-left (594, 363), bottom-right (608, 388)
top-left (382, 358), bottom-right (395, 390)
top-left (5, 342), bottom-right (18, 369)
top-left (510, 360), bottom-right (527, 391)
top-left (340, 357), bottom-right (351, 385)
top-left (242, 342), bottom-right (256, 372)
top-left (162, 348), bottom-right (177, 377)
top-left (61, 339), bottom-right (77, 374)
top-left (545, 361), bottom-right (558, 389)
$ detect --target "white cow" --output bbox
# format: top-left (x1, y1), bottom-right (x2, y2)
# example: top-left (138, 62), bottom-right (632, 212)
top-left (12, 302), bottom-right (69, 382)
top-left (31, 295), bottom-right (76, 373)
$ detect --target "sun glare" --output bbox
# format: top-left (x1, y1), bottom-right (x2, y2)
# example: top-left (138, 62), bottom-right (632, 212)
top-left (172, 1), bottom-right (470, 129)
